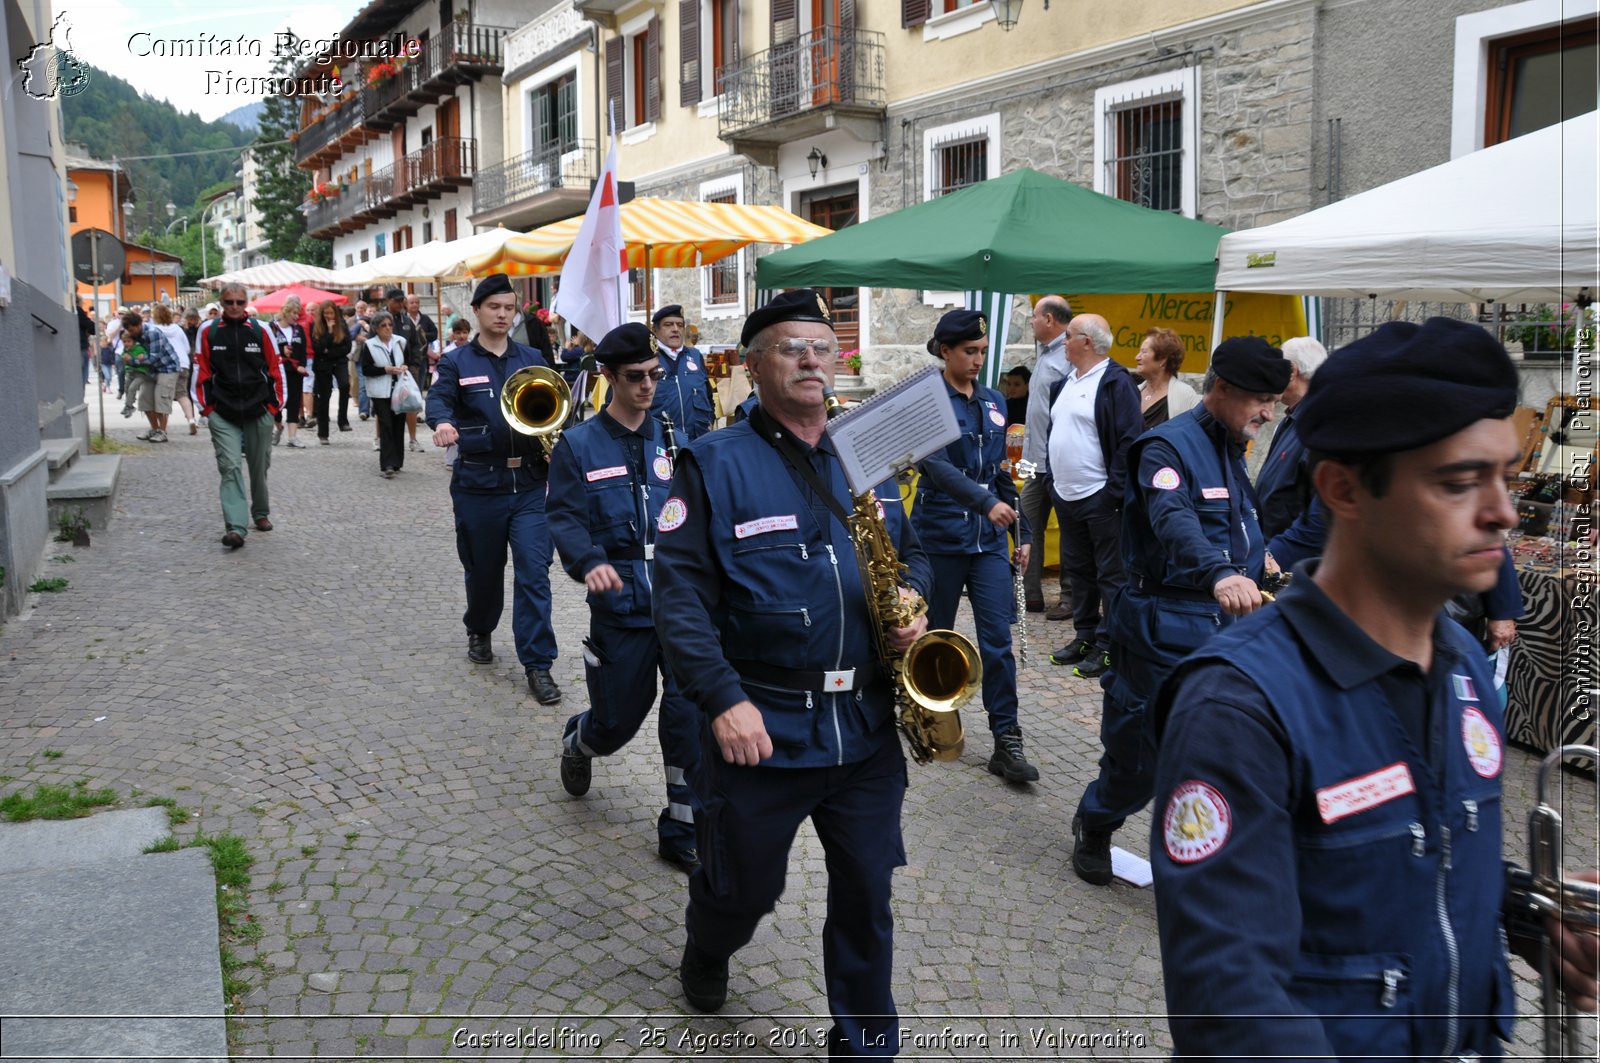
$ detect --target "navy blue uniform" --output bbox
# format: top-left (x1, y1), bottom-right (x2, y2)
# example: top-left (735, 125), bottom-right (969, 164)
top-left (653, 409), bottom-right (932, 1058)
top-left (1152, 571), bottom-right (1515, 1058)
top-left (651, 346), bottom-right (716, 440)
top-left (913, 380), bottom-right (1030, 737)
top-left (1252, 406), bottom-right (1308, 540)
top-left (425, 337), bottom-right (558, 673)
top-left (546, 410), bottom-right (698, 854)
top-left (1077, 405), bottom-right (1267, 834)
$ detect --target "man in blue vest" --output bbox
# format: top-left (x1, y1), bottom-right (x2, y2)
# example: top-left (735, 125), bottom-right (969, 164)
top-left (653, 289), bottom-right (932, 1058)
top-left (1070, 336), bottom-right (1290, 885)
top-left (546, 322), bottom-right (700, 873)
top-left (1150, 317), bottom-right (1599, 1056)
top-left (426, 274), bottom-right (563, 705)
top-left (649, 305), bottom-right (716, 439)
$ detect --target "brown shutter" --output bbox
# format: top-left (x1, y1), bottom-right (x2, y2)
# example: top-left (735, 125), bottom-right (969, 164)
top-left (838, 0), bottom-right (856, 103)
top-left (605, 36), bottom-right (624, 133)
top-left (680, 0), bottom-right (701, 107)
top-left (902, 0), bottom-right (930, 29)
top-left (772, 0), bottom-right (796, 44)
top-left (646, 17), bottom-right (662, 123)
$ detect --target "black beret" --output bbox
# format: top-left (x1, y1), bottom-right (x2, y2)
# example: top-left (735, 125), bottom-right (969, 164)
top-left (469, 274), bottom-right (514, 307)
top-left (740, 288), bottom-right (833, 349)
top-left (593, 322), bottom-right (660, 366)
top-left (651, 304), bottom-right (685, 326)
top-left (1297, 317), bottom-right (1518, 455)
top-left (384, 287), bottom-right (406, 302)
top-left (927, 308), bottom-right (988, 356)
top-left (1212, 335), bottom-right (1291, 394)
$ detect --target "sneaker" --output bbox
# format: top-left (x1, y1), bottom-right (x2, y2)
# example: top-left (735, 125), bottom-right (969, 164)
top-left (527, 669), bottom-right (562, 705)
top-left (658, 842), bottom-right (701, 874)
top-left (189, 422), bottom-right (198, 435)
top-left (1073, 652), bottom-right (1111, 680)
top-left (1049, 638), bottom-right (1093, 666)
top-left (121, 406), bottom-right (134, 419)
top-left (272, 424), bottom-right (283, 445)
top-left (559, 745), bottom-right (591, 797)
top-left (134, 429), bottom-right (153, 441)
top-left (382, 469), bottom-right (395, 479)
top-left (408, 439), bottom-right (418, 452)
top-left (148, 429), bottom-right (168, 443)
top-left (319, 438), bottom-right (330, 445)
top-left (679, 941), bottom-right (728, 1013)
top-left (339, 423), bottom-right (352, 432)
top-left (359, 412), bottom-right (370, 421)
top-left (1071, 815), bottom-right (1114, 886)
top-left (286, 438), bottom-right (307, 449)
top-left (987, 727), bottom-right (1040, 783)
top-left (373, 440), bottom-right (381, 451)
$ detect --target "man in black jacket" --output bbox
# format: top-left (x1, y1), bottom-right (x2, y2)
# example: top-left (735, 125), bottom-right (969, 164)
top-left (386, 288), bottom-right (426, 451)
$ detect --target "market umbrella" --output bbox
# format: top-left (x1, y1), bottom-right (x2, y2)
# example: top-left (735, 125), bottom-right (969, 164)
top-left (200, 261), bottom-right (348, 290)
top-left (330, 228), bottom-right (525, 287)
top-left (464, 198), bottom-right (832, 277)
top-left (252, 284), bottom-right (348, 313)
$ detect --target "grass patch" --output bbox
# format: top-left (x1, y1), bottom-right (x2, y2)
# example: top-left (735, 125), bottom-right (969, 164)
top-left (42, 750), bottom-right (63, 759)
top-left (142, 836), bottom-right (181, 854)
top-left (299, 844), bottom-right (318, 857)
top-left (89, 435), bottom-right (140, 455)
top-left (51, 554), bottom-right (74, 563)
top-left (28, 577), bottom-right (68, 593)
top-left (0, 779), bottom-right (117, 821)
top-left (265, 880), bottom-right (287, 894)
top-left (143, 796), bottom-right (191, 826)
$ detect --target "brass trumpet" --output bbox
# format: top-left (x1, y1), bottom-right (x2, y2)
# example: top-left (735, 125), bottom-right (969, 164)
top-left (1526, 743), bottom-right (1600, 1058)
top-left (500, 365), bottom-right (571, 459)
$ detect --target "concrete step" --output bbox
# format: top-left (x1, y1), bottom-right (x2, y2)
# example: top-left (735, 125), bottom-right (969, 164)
top-left (0, 807), bottom-right (170, 876)
top-left (41, 437), bottom-right (82, 482)
top-left (45, 453), bottom-right (120, 535)
top-left (0, 846), bottom-right (226, 1062)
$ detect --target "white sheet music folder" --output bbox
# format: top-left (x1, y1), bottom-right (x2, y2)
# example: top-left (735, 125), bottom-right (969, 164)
top-left (825, 365), bottom-right (961, 496)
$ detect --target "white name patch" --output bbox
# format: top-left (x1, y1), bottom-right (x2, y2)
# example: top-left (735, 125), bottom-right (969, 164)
top-left (1316, 762), bottom-right (1416, 824)
top-left (459, 375), bottom-right (490, 385)
top-left (585, 465), bottom-right (629, 482)
top-left (1201, 486), bottom-right (1230, 500)
top-left (734, 514), bottom-right (799, 539)
top-left (1461, 707), bottom-right (1503, 778)
top-left (1152, 467), bottom-right (1182, 491)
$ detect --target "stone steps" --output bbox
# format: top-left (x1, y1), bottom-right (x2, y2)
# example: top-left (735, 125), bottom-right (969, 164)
top-left (46, 453), bottom-right (120, 535)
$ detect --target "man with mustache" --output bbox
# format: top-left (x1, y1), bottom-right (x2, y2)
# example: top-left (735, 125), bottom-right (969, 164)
top-left (1069, 336), bottom-right (1288, 886)
top-left (1149, 318), bottom-right (1599, 1056)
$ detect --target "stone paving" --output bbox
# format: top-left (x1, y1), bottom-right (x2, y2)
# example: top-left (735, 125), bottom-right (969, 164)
top-left (0, 385), bottom-right (1593, 1059)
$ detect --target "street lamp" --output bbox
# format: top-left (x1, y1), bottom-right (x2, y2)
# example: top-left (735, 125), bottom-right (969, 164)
top-left (198, 194), bottom-right (237, 280)
top-left (163, 202), bottom-right (189, 236)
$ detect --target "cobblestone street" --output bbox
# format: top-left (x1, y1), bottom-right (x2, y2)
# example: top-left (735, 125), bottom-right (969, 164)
top-left (0, 394), bottom-right (1592, 1059)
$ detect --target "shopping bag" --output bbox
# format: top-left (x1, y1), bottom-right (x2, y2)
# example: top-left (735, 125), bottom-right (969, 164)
top-left (391, 369), bottom-right (424, 414)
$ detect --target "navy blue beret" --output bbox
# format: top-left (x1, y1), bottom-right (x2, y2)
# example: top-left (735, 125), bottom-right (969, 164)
top-left (927, 309), bottom-right (988, 356)
top-left (651, 304), bottom-right (684, 326)
top-left (1212, 335), bottom-right (1290, 394)
top-left (384, 287), bottom-right (406, 302)
top-left (593, 322), bottom-right (660, 366)
top-left (1297, 317), bottom-right (1518, 455)
top-left (469, 273), bottom-right (514, 307)
top-left (740, 289), bottom-right (833, 349)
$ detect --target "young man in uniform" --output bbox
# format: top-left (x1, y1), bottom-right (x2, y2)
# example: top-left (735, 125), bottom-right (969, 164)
top-left (649, 304), bottom-right (716, 440)
top-left (426, 274), bottom-right (563, 705)
top-left (652, 290), bottom-right (932, 1057)
top-left (1151, 317), bottom-right (1599, 1056)
top-left (546, 322), bottom-right (700, 873)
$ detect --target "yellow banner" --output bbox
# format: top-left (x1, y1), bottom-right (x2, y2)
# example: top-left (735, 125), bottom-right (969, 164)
top-left (1059, 292), bottom-right (1307, 375)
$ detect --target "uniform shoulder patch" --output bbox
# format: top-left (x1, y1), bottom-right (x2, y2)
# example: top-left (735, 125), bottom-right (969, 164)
top-left (1460, 706), bottom-right (1503, 778)
top-left (988, 408), bottom-right (1007, 427)
top-left (657, 496), bottom-right (688, 533)
top-left (652, 455), bottom-right (674, 482)
top-left (1152, 466), bottom-right (1182, 491)
top-left (1162, 780), bottom-right (1232, 863)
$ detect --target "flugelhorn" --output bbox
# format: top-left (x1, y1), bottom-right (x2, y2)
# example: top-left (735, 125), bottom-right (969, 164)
top-left (500, 364), bottom-right (571, 459)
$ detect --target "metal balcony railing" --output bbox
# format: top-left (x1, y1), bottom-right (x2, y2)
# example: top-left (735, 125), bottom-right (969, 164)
top-left (420, 21), bottom-right (511, 83)
top-left (473, 139), bottom-right (596, 216)
top-left (396, 137), bottom-right (477, 202)
top-left (717, 27), bottom-right (885, 139)
top-left (295, 93), bottom-right (367, 166)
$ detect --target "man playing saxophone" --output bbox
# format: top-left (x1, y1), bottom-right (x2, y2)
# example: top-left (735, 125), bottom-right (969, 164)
top-left (652, 289), bottom-right (931, 1058)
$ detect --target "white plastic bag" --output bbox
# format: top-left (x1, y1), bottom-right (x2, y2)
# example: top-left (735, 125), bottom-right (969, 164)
top-left (391, 369), bottom-right (423, 414)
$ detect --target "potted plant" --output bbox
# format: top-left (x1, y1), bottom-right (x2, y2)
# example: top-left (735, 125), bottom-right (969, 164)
top-left (839, 348), bottom-right (862, 374)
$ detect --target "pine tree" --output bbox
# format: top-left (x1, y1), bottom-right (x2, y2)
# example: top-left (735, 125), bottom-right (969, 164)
top-left (254, 30), bottom-right (330, 265)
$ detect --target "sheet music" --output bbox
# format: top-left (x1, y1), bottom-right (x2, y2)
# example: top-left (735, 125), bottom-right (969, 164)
top-left (826, 365), bottom-right (960, 495)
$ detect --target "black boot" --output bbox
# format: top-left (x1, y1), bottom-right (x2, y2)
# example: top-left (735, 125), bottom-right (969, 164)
top-left (987, 727), bottom-right (1040, 783)
top-left (466, 632), bottom-right (493, 664)
top-left (679, 940), bottom-right (728, 1012)
top-left (527, 669), bottom-right (562, 705)
top-left (1071, 815), bottom-right (1114, 885)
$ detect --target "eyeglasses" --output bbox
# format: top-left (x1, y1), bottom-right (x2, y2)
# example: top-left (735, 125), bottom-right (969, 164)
top-left (619, 368), bottom-right (667, 384)
top-left (221, 299), bottom-right (247, 306)
top-left (763, 338), bottom-right (837, 360)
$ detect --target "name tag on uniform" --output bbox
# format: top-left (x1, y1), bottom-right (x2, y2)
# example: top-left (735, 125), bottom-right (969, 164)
top-left (1315, 762), bottom-right (1415, 823)
top-left (644, 543), bottom-right (655, 560)
top-left (586, 465), bottom-right (629, 482)
top-left (460, 375), bottom-right (490, 385)
top-left (1201, 487), bottom-right (1231, 500)
top-left (734, 514), bottom-right (799, 539)
top-left (823, 668), bottom-right (856, 691)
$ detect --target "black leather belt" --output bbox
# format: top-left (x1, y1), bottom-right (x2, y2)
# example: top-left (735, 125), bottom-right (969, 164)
top-left (732, 658), bottom-right (874, 694)
top-left (1130, 573), bottom-right (1217, 603)
top-left (608, 544), bottom-right (653, 562)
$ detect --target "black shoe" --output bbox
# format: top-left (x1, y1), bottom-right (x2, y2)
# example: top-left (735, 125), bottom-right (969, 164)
top-left (467, 632), bottom-right (493, 664)
top-left (528, 669), bottom-right (562, 705)
top-left (559, 746), bottom-right (591, 797)
top-left (987, 727), bottom-right (1040, 783)
top-left (1045, 601), bottom-right (1073, 621)
top-left (1071, 815), bottom-right (1115, 885)
top-left (339, 423), bottom-right (352, 432)
top-left (1049, 638), bottom-right (1093, 666)
top-left (658, 843), bottom-right (700, 874)
top-left (221, 531), bottom-right (244, 550)
top-left (679, 941), bottom-right (728, 1013)
top-left (1025, 599), bottom-right (1045, 613)
top-left (1073, 652), bottom-right (1111, 680)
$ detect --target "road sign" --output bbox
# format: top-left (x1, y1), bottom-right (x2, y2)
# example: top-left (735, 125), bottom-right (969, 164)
top-left (71, 228), bottom-right (124, 286)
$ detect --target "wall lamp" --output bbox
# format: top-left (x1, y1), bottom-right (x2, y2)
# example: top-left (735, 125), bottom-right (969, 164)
top-left (806, 146), bottom-right (828, 180)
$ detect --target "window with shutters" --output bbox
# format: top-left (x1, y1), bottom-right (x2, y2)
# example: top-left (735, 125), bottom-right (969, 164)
top-left (1093, 66), bottom-right (1198, 218)
top-left (615, 14), bottom-right (661, 133)
top-left (921, 113), bottom-right (1000, 307)
top-left (685, 0), bottom-right (741, 105)
top-left (628, 268), bottom-right (651, 313)
top-left (531, 72), bottom-right (579, 155)
top-left (444, 208), bottom-right (457, 242)
top-left (700, 175), bottom-right (745, 318)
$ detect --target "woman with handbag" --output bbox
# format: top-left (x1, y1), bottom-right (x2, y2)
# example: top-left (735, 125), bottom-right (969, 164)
top-left (361, 311), bottom-right (409, 477)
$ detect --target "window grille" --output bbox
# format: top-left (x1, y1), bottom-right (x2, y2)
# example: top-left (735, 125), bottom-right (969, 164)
top-left (705, 190), bottom-right (739, 306)
top-left (931, 134), bottom-right (987, 197)
top-left (1105, 98), bottom-right (1183, 213)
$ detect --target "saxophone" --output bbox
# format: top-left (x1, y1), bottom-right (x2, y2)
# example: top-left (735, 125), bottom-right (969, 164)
top-left (823, 390), bottom-right (981, 764)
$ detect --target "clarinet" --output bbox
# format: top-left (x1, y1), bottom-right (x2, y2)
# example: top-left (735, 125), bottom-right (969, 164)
top-left (657, 412), bottom-right (680, 465)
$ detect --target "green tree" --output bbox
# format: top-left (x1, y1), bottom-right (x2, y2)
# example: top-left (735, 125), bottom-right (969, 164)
top-left (254, 30), bottom-right (330, 266)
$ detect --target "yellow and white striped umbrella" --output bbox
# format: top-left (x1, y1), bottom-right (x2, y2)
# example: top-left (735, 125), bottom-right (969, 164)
top-left (200, 261), bottom-right (348, 290)
top-left (464, 198), bottom-right (832, 277)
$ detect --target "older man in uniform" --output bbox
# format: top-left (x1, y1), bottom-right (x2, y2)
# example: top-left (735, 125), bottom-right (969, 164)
top-left (547, 322), bottom-right (700, 873)
top-left (426, 274), bottom-right (563, 705)
top-left (653, 289), bottom-right (932, 1057)
top-left (1070, 336), bottom-right (1290, 885)
top-left (649, 304), bottom-right (716, 440)
top-left (1150, 318), bottom-right (1600, 1056)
